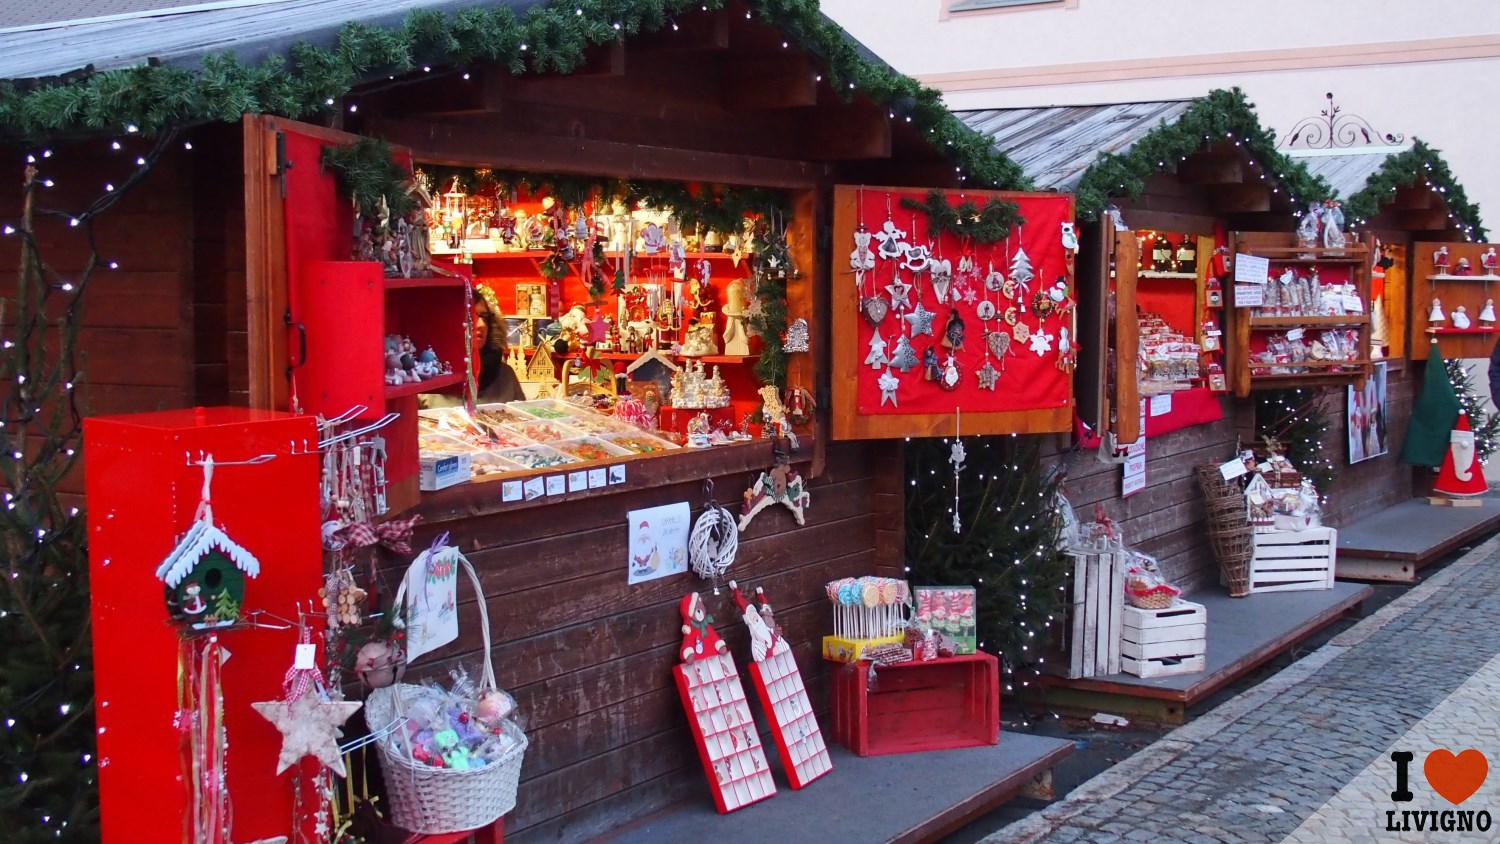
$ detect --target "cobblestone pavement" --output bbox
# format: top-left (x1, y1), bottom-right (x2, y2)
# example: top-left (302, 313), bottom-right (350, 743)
top-left (986, 535), bottom-right (1500, 844)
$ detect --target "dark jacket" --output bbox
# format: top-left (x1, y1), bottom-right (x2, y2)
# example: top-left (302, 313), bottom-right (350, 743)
top-left (1490, 341), bottom-right (1500, 410)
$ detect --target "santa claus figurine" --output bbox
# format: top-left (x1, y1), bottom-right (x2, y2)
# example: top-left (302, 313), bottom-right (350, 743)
top-left (729, 580), bottom-right (787, 663)
top-left (1433, 411), bottom-right (1488, 499)
top-left (678, 592), bottom-right (728, 664)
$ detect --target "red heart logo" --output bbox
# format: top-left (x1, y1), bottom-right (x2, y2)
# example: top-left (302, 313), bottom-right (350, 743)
top-left (1424, 749), bottom-right (1489, 805)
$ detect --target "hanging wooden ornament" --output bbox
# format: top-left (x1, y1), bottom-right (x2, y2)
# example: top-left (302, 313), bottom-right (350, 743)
top-left (878, 368), bottom-right (901, 407)
top-left (884, 275), bottom-right (913, 310)
top-left (950, 417), bottom-right (966, 532)
top-left (875, 218), bottom-right (908, 260)
top-left (976, 300), bottom-right (997, 321)
top-left (901, 243), bottom-right (932, 274)
top-left (1013, 321), bottom-right (1032, 344)
top-left (864, 328), bottom-right (890, 369)
top-left (984, 263), bottom-right (1006, 292)
top-left (986, 329), bottom-right (1013, 361)
top-left (889, 334), bottom-right (920, 372)
top-left (784, 318), bottom-right (810, 354)
top-left (938, 354), bottom-right (962, 391)
top-left (785, 385), bottom-right (815, 427)
top-left (689, 486), bottom-right (739, 593)
top-left (929, 258), bottom-right (953, 303)
top-left (1029, 328), bottom-right (1054, 356)
top-left (250, 636), bottom-right (362, 777)
top-left (850, 226), bottom-right (875, 283)
top-left (156, 456), bottom-right (260, 629)
top-left (941, 310), bottom-right (966, 351)
top-left (1056, 327), bottom-right (1077, 372)
top-left (904, 300), bottom-right (936, 337)
top-left (977, 360), bottom-right (1000, 391)
top-left (1031, 291), bottom-right (1056, 318)
top-left (861, 295), bottom-right (890, 326)
top-left (738, 450), bottom-right (810, 530)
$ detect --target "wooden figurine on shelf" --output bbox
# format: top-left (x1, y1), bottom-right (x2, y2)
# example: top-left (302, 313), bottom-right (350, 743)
top-left (1429, 298), bottom-right (1446, 323)
top-left (722, 280), bottom-right (751, 357)
top-left (681, 312), bottom-right (720, 357)
top-left (1456, 257), bottom-right (1473, 277)
top-left (1453, 306), bottom-right (1473, 330)
top-left (1484, 248), bottom-right (1499, 276)
top-left (1434, 245), bottom-right (1451, 272)
top-left (1481, 300), bottom-right (1496, 326)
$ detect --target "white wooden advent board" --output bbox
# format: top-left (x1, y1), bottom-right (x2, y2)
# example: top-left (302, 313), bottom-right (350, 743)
top-left (674, 652), bottom-right (777, 813)
top-left (748, 643), bottom-right (832, 789)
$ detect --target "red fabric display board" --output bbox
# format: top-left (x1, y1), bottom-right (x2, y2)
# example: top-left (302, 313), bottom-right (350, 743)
top-left (1143, 387), bottom-right (1225, 438)
top-left (84, 408), bottom-right (324, 844)
top-left (849, 190), bottom-right (1075, 415)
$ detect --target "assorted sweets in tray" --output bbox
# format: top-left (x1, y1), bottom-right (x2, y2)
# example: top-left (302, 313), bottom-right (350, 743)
top-left (418, 399), bottom-right (678, 484)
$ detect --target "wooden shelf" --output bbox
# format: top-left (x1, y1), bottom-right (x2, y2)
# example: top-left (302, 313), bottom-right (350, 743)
top-left (1242, 246), bottom-right (1369, 264)
top-left (385, 275), bottom-right (470, 290)
top-left (385, 372), bottom-right (464, 399)
top-left (1248, 315), bottom-right (1370, 327)
top-left (433, 247), bottom-right (747, 262)
top-left (1138, 271), bottom-right (1199, 279)
top-left (1426, 274), bottom-right (1500, 282)
top-left (1426, 327), bottom-right (1500, 335)
top-left (595, 351), bottom-right (758, 364)
top-left (1251, 359), bottom-right (1370, 372)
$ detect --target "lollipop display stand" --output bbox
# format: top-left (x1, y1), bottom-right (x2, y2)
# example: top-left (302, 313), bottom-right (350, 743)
top-left (821, 576), bottom-right (909, 663)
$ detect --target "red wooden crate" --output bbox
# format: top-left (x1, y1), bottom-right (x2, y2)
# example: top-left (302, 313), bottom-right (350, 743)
top-left (829, 653), bottom-right (1000, 757)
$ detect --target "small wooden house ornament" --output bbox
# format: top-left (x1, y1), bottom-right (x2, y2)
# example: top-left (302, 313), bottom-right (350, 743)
top-left (154, 456), bottom-right (261, 629)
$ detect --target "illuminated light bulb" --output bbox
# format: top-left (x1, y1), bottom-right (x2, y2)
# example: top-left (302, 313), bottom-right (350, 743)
top-left (126, 124), bottom-right (138, 133)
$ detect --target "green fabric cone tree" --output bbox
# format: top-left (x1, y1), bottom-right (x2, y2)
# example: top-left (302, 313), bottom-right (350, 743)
top-left (1402, 343), bottom-right (1462, 467)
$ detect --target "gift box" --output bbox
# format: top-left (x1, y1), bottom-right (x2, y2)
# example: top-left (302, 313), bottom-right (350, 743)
top-left (913, 586), bottom-right (977, 655)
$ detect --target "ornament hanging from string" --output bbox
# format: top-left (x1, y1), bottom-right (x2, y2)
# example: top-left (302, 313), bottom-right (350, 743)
top-left (689, 480), bottom-right (739, 594)
top-left (951, 411), bottom-right (966, 533)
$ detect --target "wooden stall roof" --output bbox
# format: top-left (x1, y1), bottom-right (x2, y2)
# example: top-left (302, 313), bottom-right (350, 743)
top-left (1288, 146), bottom-right (1408, 202)
top-left (957, 100), bottom-right (1194, 192)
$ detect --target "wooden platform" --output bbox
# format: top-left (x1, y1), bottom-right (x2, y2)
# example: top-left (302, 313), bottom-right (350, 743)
top-left (1336, 494), bottom-right (1500, 583)
top-left (1038, 583), bottom-right (1371, 724)
top-left (601, 733), bottom-right (1073, 844)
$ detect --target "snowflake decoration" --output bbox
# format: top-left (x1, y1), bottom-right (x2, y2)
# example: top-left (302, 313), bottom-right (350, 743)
top-left (962, 286), bottom-right (979, 305)
top-left (1028, 328), bottom-right (1054, 356)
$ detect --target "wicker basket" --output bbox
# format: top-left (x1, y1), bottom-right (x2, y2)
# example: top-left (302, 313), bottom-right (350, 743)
top-left (1197, 465), bottom-right (1254, 598)
top-left (1126, 589), bottom-right (1177, 610)
top-left (365, 554), bottom-right (527, 834)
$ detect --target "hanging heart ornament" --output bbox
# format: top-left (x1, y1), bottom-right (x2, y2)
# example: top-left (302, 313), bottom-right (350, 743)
top-left (987, 329), bottom-right (1012, 359)
top-left (862, 296), bottom-right (890, 326)
top-left (929, 258), bottom-right (953, 303)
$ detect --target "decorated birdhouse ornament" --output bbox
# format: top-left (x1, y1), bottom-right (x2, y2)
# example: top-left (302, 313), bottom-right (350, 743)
top-left (155, 455), bottom-right (260, 629)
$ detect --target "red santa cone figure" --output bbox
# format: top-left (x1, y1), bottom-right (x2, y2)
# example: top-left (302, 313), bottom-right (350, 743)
top-left (1434, 411), bottom-right (1488, 498)
top-left (679, 592), bottom-right (728, 663)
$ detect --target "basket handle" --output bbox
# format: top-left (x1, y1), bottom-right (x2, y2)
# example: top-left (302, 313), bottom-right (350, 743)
top-left (389, 546), bottom-right (497, 706)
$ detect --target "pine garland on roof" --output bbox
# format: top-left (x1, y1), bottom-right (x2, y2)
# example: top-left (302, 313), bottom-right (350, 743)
top-left (0, 0), bottom-right (1028, 191)
top-left (1343, 140), bottom-right (1486, 241)
top-left (1073, 88), bottom-right (1333, 222)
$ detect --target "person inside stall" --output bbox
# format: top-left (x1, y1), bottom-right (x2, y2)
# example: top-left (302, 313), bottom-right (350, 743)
top-left (420, 282), bottom-right (522, 408)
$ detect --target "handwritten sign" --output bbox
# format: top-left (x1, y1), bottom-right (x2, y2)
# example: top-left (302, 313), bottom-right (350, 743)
top-left (627, 502), bottom-right (690, 585)
top-left (1149, 394), bottom-right (1172, 417)
top-left (1234, 253), bottom-right (1270, 285)
top-left (1234, 284), bottom-right (1264, 308)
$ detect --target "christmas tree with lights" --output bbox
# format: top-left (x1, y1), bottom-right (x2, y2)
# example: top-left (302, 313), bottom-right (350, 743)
top-left (1445, 358), bottom-right (1499, 463)
top-left (904, 436), bottom-right (1069, 678)
top-left (1256, 387), bottom-right (1336, 491)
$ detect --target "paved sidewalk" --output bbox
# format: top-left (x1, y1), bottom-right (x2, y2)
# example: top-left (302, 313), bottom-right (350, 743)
top-left (986, 535), bottom-right (1500, 844)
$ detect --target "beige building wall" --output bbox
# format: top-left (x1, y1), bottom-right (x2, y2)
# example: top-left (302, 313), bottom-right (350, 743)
top-left (824, 0), bottom-right (1500, 217)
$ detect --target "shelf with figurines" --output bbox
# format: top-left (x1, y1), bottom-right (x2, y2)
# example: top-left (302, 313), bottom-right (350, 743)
top-left (1412, 241), bottom-right (1500, 360)
top-left (404, 170), bottom-right (817, 494)
top-left (1229, 212), bottom-right (1373, 396)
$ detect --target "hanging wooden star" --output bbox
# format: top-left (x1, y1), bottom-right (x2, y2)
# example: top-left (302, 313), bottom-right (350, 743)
top-left (904, 300), bottom-right (936, 337)
top-left (885, 276), bottom-right (912, 310)
top-left (878, 368), bottom-right (900, 406)
top-left (251, 694), bottom-right (362, 776)
top-left (977, 360), bottom-right (1000, 390)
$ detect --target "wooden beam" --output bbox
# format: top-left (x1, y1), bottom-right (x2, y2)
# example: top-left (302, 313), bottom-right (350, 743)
top-left (535, 42), bottom-right (626, 78)
top-left (803, 98), bottom-right (891, 161)
top-left (724, 54), bottom-right (817, 110)
top-left (352, 73), bottom-right (487, 119)
top-left (630, 11), bottom-right (730, 51)
top-left (1398, 208), bottom-right (1451, 232)
top-left (368, 115), bottom-right (830, 189)
top-left (1211, 183), bottom-right (1272, 214)
top-left (1392, 185), bottom-right (1435, 211)
top-left (1179, 153), bottom-right (1243, 186)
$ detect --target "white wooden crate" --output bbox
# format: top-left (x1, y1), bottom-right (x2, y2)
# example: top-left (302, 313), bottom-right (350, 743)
top-left (1120, 600), bottom-right (1206, 678)
top-left (1250, 527), bottom-right (1337, 594)
top-left (1065, 550), bottom-right (1125, 679)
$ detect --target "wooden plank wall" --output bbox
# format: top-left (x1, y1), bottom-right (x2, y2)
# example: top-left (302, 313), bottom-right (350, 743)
top-left (0, 141), bottom-right (204, 507)
top-left (401, 441), bottom-right (882, 843)
top-left (190, 125), bottom-right (249, 407)
top-left (1320, 365), bottom-right (1417, 527)
top-left (1047, 404), bottom-right (1239, 594)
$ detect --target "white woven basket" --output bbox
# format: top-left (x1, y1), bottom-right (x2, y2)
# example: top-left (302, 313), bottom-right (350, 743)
top-left (366, 553), bottom-right (527, 834)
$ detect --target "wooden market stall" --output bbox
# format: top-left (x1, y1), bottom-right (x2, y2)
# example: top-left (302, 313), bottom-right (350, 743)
top-left (0, 2), bottom-right (1078, 842)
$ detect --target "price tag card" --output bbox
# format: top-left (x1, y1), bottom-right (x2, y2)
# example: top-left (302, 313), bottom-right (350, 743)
top-left (523, 477), bottom-right (546, 501)
top-left (568, 471), bottom-right (588, 492)
top-left (1234, 284), bottom-right (1264, 308)
top-left (1234, 253), bottom-right (1270, 284)
top-left (588, 467), bottom-right (608, 489)
top-left (501, 480), bottom-right (523, 503)
top-left (1342, 294), bottom-right (1364, 313)
top-left (546, 475), bottom-right (567, 496)
top-left (294, 643), bottom-right (317, 670)
top-left (1219, 458), bottom-right (1249, 481)
top-left (608, 464), bottom-right (627, 485)
top-left (1286, 328), bottom-right (1305, 341)
top-left (1149, 394), bottom-right (1172, 416)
